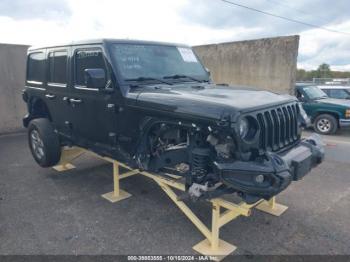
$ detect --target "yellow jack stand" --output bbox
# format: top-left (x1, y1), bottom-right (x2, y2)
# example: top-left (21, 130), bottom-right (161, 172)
top-left (53, 147), bottom-right (84, 171)
top-left (255, 196), bottom-right (288, 216)
top-left (54, 146), bottom-right (288, 260)
top-left (101, 162), bottom-right (134, 202)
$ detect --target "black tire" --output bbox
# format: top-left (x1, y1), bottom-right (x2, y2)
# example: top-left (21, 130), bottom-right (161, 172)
top-left (313, 114), bottom-right (338, 135)
top-left (28, 118), bottom-right (61, 167)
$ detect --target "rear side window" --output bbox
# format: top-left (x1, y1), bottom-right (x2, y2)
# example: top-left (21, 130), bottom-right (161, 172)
top-left (329, 89), bottom-right (350, 99)
top-left (75, 49), bottom-right (106, 87)
top-left (48, 51), bottom-right (68, 85)
top-left (27, 52), bottom-right (45, 84)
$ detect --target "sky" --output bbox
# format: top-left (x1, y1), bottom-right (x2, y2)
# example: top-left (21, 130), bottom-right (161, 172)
top-left (0, 0), bottom-right (349, 71)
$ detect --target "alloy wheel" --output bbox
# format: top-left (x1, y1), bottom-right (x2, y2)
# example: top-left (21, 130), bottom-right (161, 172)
top-left (316, 118), bottom-right (331, 133)
top-left (30, 129), bottom-right (45, 159)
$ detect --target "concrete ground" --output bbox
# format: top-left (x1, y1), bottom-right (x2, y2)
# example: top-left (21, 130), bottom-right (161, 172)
top-left (0, 131), bottom-right (349, 256)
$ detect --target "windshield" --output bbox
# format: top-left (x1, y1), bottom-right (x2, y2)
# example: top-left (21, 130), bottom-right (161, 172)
top-left (110, 43), bottom-right (209, 83)
top-left (303, 86), bottom-right (328, 99)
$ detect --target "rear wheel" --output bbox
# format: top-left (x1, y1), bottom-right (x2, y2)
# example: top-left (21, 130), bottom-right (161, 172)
top-left (28, 118), bottom-right (61, 167)
top-left (314, 114), bottom-right (338, 135)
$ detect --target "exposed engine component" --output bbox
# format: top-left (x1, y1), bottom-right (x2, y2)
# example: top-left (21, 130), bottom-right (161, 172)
top-left (139, 122), bottom-right (238, 201)
top-left (178, 182), bottom-right (234, 201)
top-left (188, 182), bottom-right (208, 199)
top-left (215, 143), bottom-right (234, 159)
top-left (207, 134), bottom-right (235, 159)
top-left (175, 163), bottom-right (190, 173)
top-left (206, 134), bottom-right (219, 146)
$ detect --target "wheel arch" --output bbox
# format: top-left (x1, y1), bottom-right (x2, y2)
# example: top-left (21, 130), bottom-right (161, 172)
top-left (29, 97), bottom-right (52, 121)
top-left (134, 116), bottom-right (209, 169)
top-left (136, 117), bottom-right (195, 151)
top-left (311, 110), bottom-right (340, 125)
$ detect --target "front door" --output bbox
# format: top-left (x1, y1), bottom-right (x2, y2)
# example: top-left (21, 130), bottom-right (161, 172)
top-left (67, 46), bottom-right (118, 147)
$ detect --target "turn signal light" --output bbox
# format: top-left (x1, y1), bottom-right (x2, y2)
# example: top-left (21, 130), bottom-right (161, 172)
top-left (346, 109), bottom-right (350, 118)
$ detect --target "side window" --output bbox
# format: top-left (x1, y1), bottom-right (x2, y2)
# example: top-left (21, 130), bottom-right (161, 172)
top-left (74, 49), bottom-right (106, 87)
top-left (27, 52), bottom-right (45, 84)
top-left (48, 50), bottom-right (68, 85)
top-left (329, 89), bottom-right (348, 99)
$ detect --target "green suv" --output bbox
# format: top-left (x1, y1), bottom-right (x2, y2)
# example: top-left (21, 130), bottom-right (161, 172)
top-left (296, 84), bottom-right (350, 134)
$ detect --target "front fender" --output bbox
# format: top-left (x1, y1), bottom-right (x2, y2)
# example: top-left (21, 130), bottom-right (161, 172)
top-left (311, 109), bottom-right (341, 122)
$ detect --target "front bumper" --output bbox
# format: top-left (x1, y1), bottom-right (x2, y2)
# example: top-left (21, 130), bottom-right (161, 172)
top-left (216, 135), bottom-right (324, 203)
top-left (339, 119), bottom-right (350, 128)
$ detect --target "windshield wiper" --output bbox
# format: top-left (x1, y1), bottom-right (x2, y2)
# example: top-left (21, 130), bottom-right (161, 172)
top-left (125, 76), bottom-right (172, 85)
top-left (163, 74), bottom-right (207, 83)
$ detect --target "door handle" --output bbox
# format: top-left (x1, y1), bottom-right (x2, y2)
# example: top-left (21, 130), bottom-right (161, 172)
top-left (69, 98), bottom-right (82, 104)
top-left (45, 94), bottom-right (56, 100)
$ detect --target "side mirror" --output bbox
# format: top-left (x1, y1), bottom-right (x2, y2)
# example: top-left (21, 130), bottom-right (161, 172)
top-left (84, 68), bottom-right (106, 89)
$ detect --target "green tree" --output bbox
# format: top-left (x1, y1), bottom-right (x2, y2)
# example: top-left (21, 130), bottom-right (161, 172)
top-left (316, 63), bottom-right (331, 78)
top-left (296, 69), bottom-right (307, 81)
top-left (295, 63), bottom-right (350, 81)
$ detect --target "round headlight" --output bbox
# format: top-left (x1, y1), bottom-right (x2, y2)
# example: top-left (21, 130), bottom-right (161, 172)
top-left (239, 116), bottom-right (259, 141)
top-left (239, 118), bottom-right (249, 138)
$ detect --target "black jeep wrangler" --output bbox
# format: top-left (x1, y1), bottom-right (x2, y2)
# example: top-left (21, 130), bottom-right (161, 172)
top-left (23, 39), bottom-right (324, 203)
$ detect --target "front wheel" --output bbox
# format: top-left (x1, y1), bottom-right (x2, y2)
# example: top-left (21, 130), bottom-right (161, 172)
top-left (313, 114), bottom-right (338, 135)
top-left (28, 118), bottom-right (61, 167)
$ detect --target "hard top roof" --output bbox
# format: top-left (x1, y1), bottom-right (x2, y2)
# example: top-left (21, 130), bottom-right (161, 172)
top-left (28, 38), bottom-right (189, 51)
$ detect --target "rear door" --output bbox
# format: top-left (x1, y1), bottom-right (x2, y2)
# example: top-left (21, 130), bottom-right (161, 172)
top-left (68, 46), bottom-right (117, 146)
top-left (26, 51), bottom-right (47, 110)
top-left (43, 48), bottom-right (72, 136)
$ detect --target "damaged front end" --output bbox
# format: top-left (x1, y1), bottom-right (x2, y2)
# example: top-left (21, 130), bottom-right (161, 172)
top-left (134, 102), bottom-right (324, 204)
top-left (217, 135), bottom-right (324, 203)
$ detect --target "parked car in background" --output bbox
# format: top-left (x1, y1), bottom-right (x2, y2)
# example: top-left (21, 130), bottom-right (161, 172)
top-left (295, 84), bottom-right (350, 135)
top-left (318, 85), bottom-right (350, 100)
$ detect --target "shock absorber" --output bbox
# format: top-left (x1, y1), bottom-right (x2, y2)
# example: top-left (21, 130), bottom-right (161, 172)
top-left (191, 147), bottom-right (211, 184)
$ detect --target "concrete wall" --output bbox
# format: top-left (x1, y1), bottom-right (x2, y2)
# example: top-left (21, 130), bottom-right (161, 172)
top-left (193, 35), bottom-right (299, 94)
top-left (0, 44), bottom-right (29, 134)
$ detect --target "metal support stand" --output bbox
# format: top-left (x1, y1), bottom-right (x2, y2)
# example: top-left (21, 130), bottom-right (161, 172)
top-left (101, 162), bottom-right (132, 202)
top-left (53, 147), bottom-right (84, 171)
top-left (54, 146), bottom-right (288, 260)
top-left (255, 196), bottom-right (288, 216)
